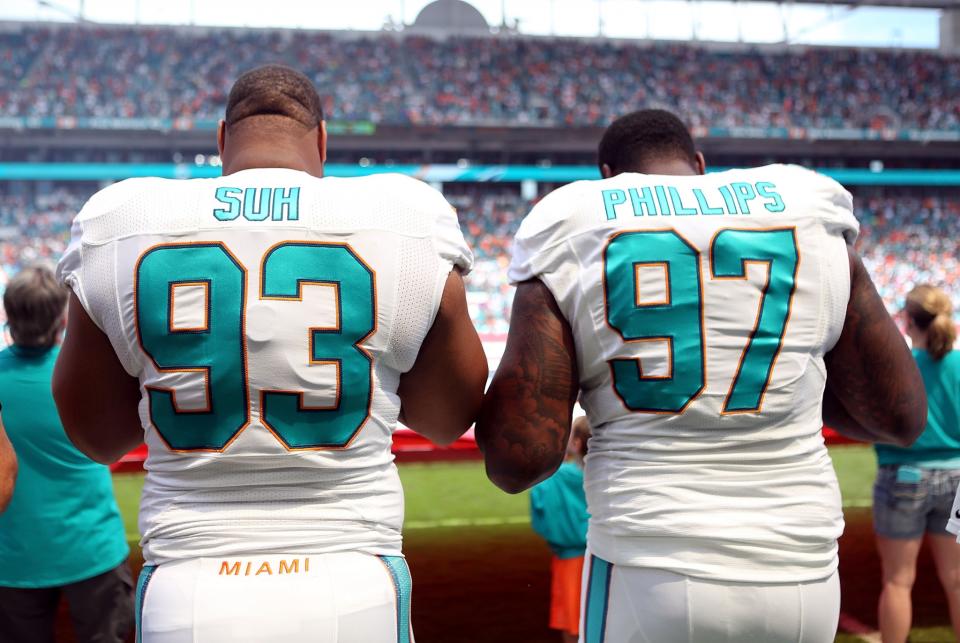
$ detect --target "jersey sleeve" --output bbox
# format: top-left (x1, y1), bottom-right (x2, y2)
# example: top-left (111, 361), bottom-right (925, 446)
top-left (55, 181), bottom-right (143, 376)
top-left (788, 165), bottom-right (859, 243)
top-left (507, 184), bottom-right (586, 322)
top-left (433, 204), bottom-right (473, 275)
top-left (56, 217), bottom-right (89, 312)
top-left (507, 198), bottom-right (554, 285)
top-left (55, 183), bottom-right (127, 332)
top-left (382, 174), bottom-right (472, 274)
top-left (508, 181), bottom-right (592, 284)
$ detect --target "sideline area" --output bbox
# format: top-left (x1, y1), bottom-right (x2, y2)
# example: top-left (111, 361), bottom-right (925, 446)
top-left (110, 446), bottom-right (956, 642)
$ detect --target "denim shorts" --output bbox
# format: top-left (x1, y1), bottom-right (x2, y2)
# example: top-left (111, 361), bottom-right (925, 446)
top-left (873, 465), bottom-right (960, 539)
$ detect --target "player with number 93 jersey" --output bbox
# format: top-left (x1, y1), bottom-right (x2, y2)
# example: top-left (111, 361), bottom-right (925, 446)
top-left (54, 66), bottom-right (487, 643)
top-left (58, 169), bottom-right (469, 563)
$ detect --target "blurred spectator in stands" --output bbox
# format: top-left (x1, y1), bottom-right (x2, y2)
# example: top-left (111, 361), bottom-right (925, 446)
top-left (0, 414), bottom-right (15, 513)
top-left (0, 26), bottom-right (957, 130)
top-left (529, 416), bottom-right (591, 643)
top-left (0, 265), bottom-right (133, 643)
top-left (874, 285), bottom-right (960, 643)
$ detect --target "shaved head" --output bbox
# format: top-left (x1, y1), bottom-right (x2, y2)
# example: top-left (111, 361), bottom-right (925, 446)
top-left (598, 109), bottom-right (702, 177)
top-left (225, 64), bottom-right (324, 131)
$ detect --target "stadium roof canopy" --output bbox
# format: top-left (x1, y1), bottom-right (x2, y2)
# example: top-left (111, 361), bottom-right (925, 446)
top-left (741, 0), bottom-right (959, 8)
top-left (412, 0), bottom-right (489, 32)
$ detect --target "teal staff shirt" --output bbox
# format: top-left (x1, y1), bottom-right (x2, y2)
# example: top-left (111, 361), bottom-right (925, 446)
top-left (876, 349), bottom-right (960, 469)
top-left (0, 344), bottom-right (129, 588)
top-left (529, 461), bottom-right (589, 559)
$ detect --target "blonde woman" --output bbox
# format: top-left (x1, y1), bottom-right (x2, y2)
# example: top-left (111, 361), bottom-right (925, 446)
top-left (876, 285), bottom-right (960, 642)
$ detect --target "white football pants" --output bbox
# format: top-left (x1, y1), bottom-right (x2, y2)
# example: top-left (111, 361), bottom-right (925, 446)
top-left (580, 553), bottom-right (840, 643)
top-left (136, 552), bottom-right (413, 643)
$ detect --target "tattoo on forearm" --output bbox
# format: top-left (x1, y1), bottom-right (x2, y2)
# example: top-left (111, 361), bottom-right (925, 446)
top-left (477, 280), bottom-right (578, 488)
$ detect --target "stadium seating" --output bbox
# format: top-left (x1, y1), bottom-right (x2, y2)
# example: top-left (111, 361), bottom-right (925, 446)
top-left (1, 26), bottom-right (957, 130)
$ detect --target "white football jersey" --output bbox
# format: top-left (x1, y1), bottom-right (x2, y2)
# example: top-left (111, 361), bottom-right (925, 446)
top-left (509, 164), bottom-right (858, 583)
top-left (58, 169), bottom-right (472, 565)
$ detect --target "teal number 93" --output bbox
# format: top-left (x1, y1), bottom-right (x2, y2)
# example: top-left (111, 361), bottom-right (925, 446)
top-left (135, 242), bottom-right (375, 452)
top-left (603, 228), bottom-right (799, 414)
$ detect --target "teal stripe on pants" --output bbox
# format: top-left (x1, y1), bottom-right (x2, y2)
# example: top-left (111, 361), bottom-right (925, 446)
top-left (135, 565), bottom-right (157, 643)
top-left (379, 555), bottom-right (413, 643)
top-left (583, 555), bottom-right (613, 643)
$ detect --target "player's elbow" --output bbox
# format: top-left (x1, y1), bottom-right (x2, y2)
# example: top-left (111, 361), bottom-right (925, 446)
top-left (890, 384), bottom-right (928, 447)
top-left (484, 453), bottom-right (556, 494)
top-left (405, 411), bottom-right (473, 447)
top-left (872, 401), bottom-right (927, 448)
top-left (80, 445), bottom-right (120, 465)
top-left (486, 465), bottom-right (535, 494)
top-left (63, 427), bottom-right (117, 464)
top-left (889, 405), bottom-right (927, 448)
top-left (420, 421), bottom-right (470, 447)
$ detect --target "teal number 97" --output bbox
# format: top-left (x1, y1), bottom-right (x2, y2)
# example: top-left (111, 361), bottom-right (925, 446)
top-left (603, 228), bottom-right (799, 414)
top-left (135, 241), bottom-right (375, 452)
top-left (604, 230), bottom-right (705, 413)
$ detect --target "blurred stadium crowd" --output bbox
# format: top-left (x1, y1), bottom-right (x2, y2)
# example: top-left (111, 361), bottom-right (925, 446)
top-left (1, 25), bottom-right (958, 130)
top-left (1, 183), bottom-right (957, 333)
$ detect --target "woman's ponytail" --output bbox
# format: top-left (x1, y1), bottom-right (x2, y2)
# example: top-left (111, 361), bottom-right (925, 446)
top-left (905, 285), bottom-right (955, 360)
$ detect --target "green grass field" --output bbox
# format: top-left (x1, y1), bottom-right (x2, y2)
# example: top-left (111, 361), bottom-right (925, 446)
top-left (113, 445), bottom-right (879, 539)
top-left (112, 458), bottom-right (537, 541)
top-left (111, 446), bottom-right (956, 642)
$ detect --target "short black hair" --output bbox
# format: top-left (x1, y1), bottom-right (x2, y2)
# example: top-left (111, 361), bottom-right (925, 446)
top-left (597, 109), bottom-right (697, 175)
top-left (225, 64), bottom-right (324, 130)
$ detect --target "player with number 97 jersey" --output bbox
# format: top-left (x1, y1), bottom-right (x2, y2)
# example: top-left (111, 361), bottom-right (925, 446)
top-left (509, 161), bottom-right (858, 585)
top-left (481, 110), bottom-right (926, 643)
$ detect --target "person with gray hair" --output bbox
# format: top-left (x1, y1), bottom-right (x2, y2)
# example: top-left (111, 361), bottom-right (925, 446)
top-left (0, 265), bottom-right (133, 643)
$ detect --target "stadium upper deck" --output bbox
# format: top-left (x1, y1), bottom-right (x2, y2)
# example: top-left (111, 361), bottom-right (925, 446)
top-left (0, 22), bottom-right (957, 160)
top-left (0, 21), bottom-right (956, 168)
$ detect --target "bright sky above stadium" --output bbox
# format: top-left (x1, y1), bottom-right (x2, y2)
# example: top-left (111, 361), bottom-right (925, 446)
top-left (0, 0), bottom-right (941, 48)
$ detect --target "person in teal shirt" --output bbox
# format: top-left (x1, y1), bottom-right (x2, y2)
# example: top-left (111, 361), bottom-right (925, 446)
top-left (0, 265), bottom-right (133, 643)
top-left (874, 284), bottom-right (960, 643)
top-left (530, 416), bottom-right (590, 643)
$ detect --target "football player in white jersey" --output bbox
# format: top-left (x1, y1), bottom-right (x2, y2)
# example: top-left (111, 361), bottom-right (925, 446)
top-left (476, 109), bottom-right (927, 642)
top-left (52, 65), bottom-right (487, 643)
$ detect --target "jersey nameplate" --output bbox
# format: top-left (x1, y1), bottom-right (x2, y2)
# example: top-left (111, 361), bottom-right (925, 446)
top-left (213, 186), bottom-right (301, 222)
top-left (601, 181), bottom-right (785, 220)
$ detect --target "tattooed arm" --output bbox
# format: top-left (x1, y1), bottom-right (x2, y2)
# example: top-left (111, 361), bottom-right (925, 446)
top-left (823, 246), bottom-right (926, 446)
top-left (475, 279), bottom-right (579, 494)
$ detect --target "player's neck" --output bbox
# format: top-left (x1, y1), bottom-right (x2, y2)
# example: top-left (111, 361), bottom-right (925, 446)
top-left (639, 158), bottom-right (699, 176)
top-left (221, 143), bottom-right (323, 178)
